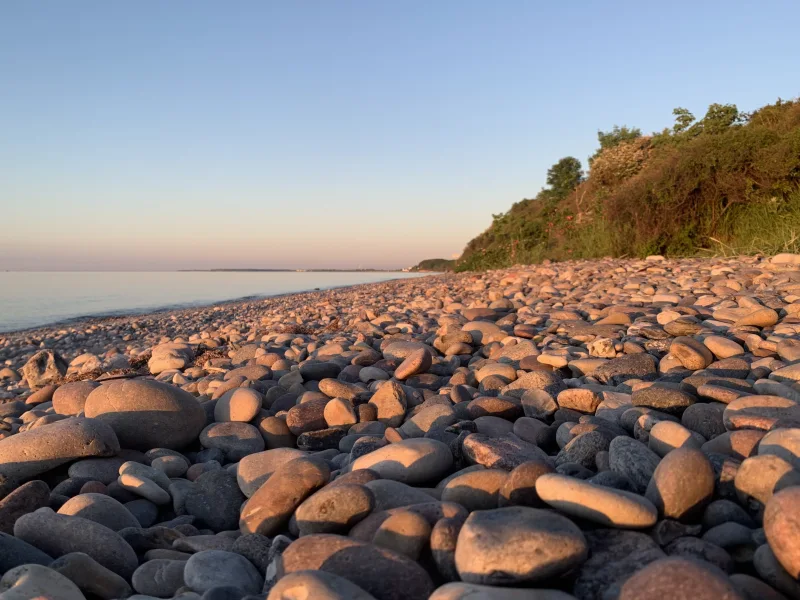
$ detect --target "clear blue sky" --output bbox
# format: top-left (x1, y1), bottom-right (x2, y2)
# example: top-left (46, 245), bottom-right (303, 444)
top-left (1, 1), bottom-right (798, 270)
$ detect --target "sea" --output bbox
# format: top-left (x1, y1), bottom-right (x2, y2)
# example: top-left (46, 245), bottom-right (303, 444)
top-left (0, 271), bottom-right (430, 333)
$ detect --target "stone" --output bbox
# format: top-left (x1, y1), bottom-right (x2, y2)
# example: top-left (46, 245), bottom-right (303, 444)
top-left (214, 388), bottom-right (262, 423)
top-left (557, 388), bottom-right (603, 414)
top-left (704, 336), bottom-right (745, 359)
top-left (570, 529), bottom-right (665, 599)
top-left (299, 361), bottom-right (342, 381)
top-left (184, 550), bottom-right (263, 594)
top-left (400, 404), bottom-right (457, 438)
top-left (237, 448), bottom-right (307, 497)
top-left (351, 438), bottom-right (453, 484)
top-left (758, 427), bottom-right (800, 470)
top-left (616, 557), bottom-right (742, 599)
top-left (764, 486), bottom-right (800, 578)
top-left (734, 454), bottom-right (800, 514)
top-left (648, 420), bottom-right (704, 456)
top-left (429, 583), bottom-right (574, 600)
top-left (645, 448), bottom-right (714, 521)
top-left (0, 417), bottom-right (119, 488)
top-left (498, 460), bottom-right (554, 507)
top-left (267, 570), bottom-right (378, 600)
top-left (520, 389), bottom-right (559, 419)
top-left (454, 506), bottom-right (588, 585)
top-left (723, 395), bottom-right (800, 431)
top-left (462, 433), bottom-right (549, 471)
top-left (68, 456), bottom-right (135, 485)
top-left (368, 381), bottom-right (407, 427)
top-left (119, 473), bottom-right (171, 505)
top-left (286, 398), bottom-right (329, 435)
top-left (278, 534), bottom-right (435, 600)
top-left (441, 469), bottom-right (508, 511)
top-left (664, 537), bottom-right (734, 573)
top-left (240, 456), bottom-right (330, 536)
top-left (148, 342), bottom-right (195, 374)
top-left (754, 544), bottom-right (800, 599)
top-left (730, 574), bottom-right (788, 600)
top-left (295, 483), bottom-right (375, 536)
top-left (594, 353), bottom-right (658, 386)
top-left (57, 493), bottom-right (141, 531)
top-left (632, 385), bottom-right (696, 415)
top-left (608, 436), bottom-right (661, 493)
top-left (324, 398), bottom-right (358, 427)
top-left (735, 307), bottom-right (779, 328)
top-left (0, 480), bottom-right (50, 534)
top-left (131, 558), bottom-right (187, 597)
top-left (0, 532), bottom-right (53, 572)
top-left (536, 473), bottom-right (658, 528)
top-left (231, 533), bottom-right (271, 575)
top-left (52, 381), bottom-right (101, 415)
top-left (22, 350), bottom-right (67, 388)
top-left (394, 348), bottom-right (433, 380)
top-left (185, 469), bottom-right (246, 532)
top-left (557, 431), bottom-right (610, 469)
top-left (50, 552), bottom-right (132, 600)
top-left (84, 379), bottom-right (206, 450)
top-left (670, 337), bottom-right (714, 370)
top-left (200, 422), bottom-right (265, 461)
top-left (0, 564), bottom-right (85, 600)
top-left (14, 507), bottom-right (138, 579)
top-left (372, 509), bottom-right (431, 560)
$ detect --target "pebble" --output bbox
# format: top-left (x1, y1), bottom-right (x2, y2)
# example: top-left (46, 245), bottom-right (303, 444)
top-left (0, 417), bottom-right (119, 488)
top-left (0, 564), bottom-right (85, 600)
top-left (240, 456), bottom-right (330, 536)
top-left (295, 483), bottom-right (374, 535)
top-left (50, 551), bottom-right (133, 600)
top-left (14, 507), bottom-right (138, 579)
top-left (763, 487), bottom-right (800, 578)
top-left (184, 550), bottom-right (262, 594)
top-left (267, 570), bottom-right (377, 600)
top-left (455, 506), bottom-right (588, 585)
top-left (616, 557), bottom-right (743, 599)
top-left (57, 493), bottom-right (141, 531)
top-left (535, 473), bottom-right (658, 528)
top-left (85, 379), bottom-right (205, 451)
top-left (278, 534), bottom-right (435, 600)
top-left (351, 438), bottom-right (453, 484)
top-left (645, 448), bottom-right (715, 521)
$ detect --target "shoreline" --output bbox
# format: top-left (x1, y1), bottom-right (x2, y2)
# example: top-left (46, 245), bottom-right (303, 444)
top-left (0, 272), bottom-right (452, 371)
top-left (0, 272), bottom-right (436, 338)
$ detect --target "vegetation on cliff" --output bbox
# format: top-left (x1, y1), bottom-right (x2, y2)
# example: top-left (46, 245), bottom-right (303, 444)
top-left (411, 258), bottom-right (455, 272)
top-left (457, 98), bottom-right (800, 271)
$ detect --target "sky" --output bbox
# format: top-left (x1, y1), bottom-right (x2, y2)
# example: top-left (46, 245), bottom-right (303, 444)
top-left (1, 1), bottom-right (799, 271)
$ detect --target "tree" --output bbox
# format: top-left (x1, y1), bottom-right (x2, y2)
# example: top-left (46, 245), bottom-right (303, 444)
top-left (590, 125), bottom-right (642, 163)
top-left (701, 103), bottom-right (740, 134)
top-left (546, 157), bottom-right (584, 199)
top-left (672, 107), bottom-right (695, 133)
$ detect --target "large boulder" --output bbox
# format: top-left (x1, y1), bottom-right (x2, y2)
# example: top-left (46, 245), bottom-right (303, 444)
top-left (84, 379), bottom-right (206, 450)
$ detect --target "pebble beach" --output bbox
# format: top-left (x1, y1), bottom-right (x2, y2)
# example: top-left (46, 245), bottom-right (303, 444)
top-left (0, 255), bottom-right (800, 599)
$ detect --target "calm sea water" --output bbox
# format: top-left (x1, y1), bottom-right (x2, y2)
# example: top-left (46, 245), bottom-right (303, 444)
top-left (0, 271), bottom-right (430, 333)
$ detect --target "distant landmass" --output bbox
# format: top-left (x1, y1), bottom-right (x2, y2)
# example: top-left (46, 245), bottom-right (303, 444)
top-left (178, 268), bottom-right (400, 273)
top-left (410, 258), bottom-right (456, 272)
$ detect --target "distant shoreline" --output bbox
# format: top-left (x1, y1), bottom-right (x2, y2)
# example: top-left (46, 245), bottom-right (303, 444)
top-left (0, 272), bottom-right (438, 337)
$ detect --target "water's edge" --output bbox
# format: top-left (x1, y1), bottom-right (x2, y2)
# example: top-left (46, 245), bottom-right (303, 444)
top-left (0, 273), bottom-right (437, 336)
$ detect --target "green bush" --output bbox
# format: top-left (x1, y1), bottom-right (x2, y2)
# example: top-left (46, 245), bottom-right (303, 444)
top-left (456, 98), bottom-right (800, 271)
